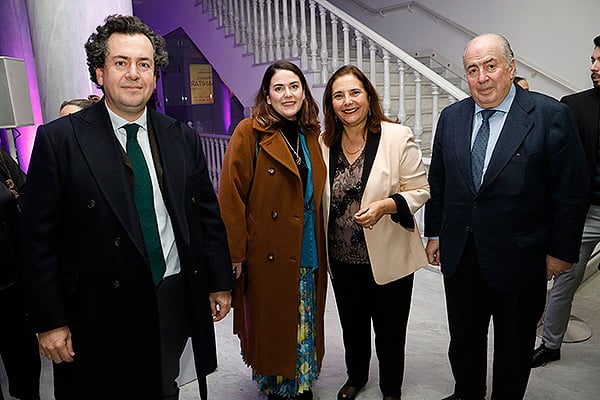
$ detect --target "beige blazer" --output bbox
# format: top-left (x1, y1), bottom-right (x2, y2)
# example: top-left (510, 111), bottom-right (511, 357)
top-left (320, 121), bottom-right (430, 284)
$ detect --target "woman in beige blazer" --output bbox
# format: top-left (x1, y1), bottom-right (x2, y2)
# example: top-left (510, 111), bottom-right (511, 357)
top-left (320, 65), bottom-right (430, 400)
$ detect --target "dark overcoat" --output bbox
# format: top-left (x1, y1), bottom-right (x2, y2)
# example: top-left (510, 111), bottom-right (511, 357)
top-left (21, 100), bottom-right (233, 399)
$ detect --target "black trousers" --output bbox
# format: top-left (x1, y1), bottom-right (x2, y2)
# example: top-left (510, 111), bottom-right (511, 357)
top-left (0, 282), bottom-right (41, 400)
top-left (157, 273), bottom-right (191, 400)
top-left (330, 260), bottom-right (414, 398)
top-left (444, 237), bottom-right (546, 400)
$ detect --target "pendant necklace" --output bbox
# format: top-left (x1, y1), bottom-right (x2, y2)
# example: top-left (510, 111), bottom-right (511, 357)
top-left (279, 130), bottom-right (302, 165)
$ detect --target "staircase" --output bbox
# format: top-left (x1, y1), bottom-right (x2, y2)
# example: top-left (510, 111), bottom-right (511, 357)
top-left (194, 0), bottom-right (467, 155)
top-left (134, 0), bottom-right (469, 189)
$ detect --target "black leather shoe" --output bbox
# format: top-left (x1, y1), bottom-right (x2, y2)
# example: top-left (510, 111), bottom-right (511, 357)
top-left (531, 343), bottom-right (561, 368)
top-left (337, 383), bottom-right (364, 400)
top-left (441, 395), bottom-right (460, 400)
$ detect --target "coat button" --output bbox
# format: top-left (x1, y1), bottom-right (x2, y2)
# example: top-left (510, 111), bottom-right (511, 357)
top-left (271, 211), bottom-right (278, 219)
top-left (114, 237), bottom-right (122, 247)
top-left (87, 200), bottom-right (96, 209)
top-left (268, 167), bottom-right (276, 175)
top-left (473, 202), bottom-right (478, 208)
top-left (267, 253), bottom-right (275, 261)
top-left (112, 280), bottom-right (120, 289)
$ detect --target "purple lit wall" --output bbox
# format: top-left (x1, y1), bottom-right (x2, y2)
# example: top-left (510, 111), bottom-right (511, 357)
top-left (220, 80), bottom-right (232, 133)
top-left (0, 0), bottom-right (43, 171)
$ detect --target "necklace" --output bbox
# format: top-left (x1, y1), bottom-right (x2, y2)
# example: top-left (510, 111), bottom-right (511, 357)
top-left (279, 130), bottom-right (302, 165)
top-left (342, 137), bottom-right (366, 155)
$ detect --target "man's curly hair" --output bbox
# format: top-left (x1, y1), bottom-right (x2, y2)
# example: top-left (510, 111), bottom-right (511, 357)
top-left (85, 14), bottom-right (169, 88)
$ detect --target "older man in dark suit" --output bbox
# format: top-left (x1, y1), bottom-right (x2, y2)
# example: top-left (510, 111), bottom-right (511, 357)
top-left (425, 33), bottom-right (589, 400)
top-left (532, 34), bottom-right (600, 368)
top-left (21, 15), bottom-right (233, 400)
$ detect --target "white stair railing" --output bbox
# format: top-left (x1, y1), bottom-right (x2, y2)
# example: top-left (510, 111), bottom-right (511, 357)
top-left (199, 133), bottom-right (231, 192)
top-left (195, 0), bottom-right (470, 184)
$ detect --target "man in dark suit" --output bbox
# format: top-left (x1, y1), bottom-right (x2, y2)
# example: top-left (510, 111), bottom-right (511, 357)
top-left (21, 15), bottom-right (233, 400)
top-left (424, 33), bottom-right (589, 400)
top-left (532, 34), bottom-right (600, 368)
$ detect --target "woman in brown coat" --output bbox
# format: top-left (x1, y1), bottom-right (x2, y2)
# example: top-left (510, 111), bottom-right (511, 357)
top-left (219, 61), bottom-right (327, 400)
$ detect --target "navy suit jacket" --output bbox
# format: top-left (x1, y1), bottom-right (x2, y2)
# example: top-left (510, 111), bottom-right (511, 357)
top-left (425, 85), bottom-right (589, 292)
top-left (21, 100), bottom-right (233, 397)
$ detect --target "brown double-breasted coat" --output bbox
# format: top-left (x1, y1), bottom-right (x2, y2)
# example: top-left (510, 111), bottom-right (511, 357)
top-left (219, 118), bottom-right (327, 379)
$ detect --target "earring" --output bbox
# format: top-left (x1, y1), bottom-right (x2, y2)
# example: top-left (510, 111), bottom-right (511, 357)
top-left (368, 108), bottom-right (371, 116)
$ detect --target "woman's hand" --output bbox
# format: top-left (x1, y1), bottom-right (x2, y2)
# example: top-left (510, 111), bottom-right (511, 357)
top-left (232, 262), bottom-right (243, 279)
top-left (353, 199), bottom-right (394, 230)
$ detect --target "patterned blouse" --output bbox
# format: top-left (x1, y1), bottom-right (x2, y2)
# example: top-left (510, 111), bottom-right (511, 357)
top-left (329, 149), bottom-right (370, 264)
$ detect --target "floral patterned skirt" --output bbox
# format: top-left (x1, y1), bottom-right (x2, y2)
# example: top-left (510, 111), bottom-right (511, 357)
top-left (254, 266), bottom-right (318, 398)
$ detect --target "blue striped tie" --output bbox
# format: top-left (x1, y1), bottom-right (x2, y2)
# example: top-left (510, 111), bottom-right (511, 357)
top-left (124, 123), bottom-right (166, 286)
top-left (471, 110), bottom-right (496, 190)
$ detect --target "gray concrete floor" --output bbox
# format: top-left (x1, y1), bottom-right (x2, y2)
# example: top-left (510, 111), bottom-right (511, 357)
top-left (2, 266), bottom-right (599, 399)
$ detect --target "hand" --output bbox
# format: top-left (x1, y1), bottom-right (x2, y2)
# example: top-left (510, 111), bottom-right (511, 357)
top-left (38, 326), bottom-right (75, 363)
top-left (353, 199), bottom-right (390, 230)
top-left (209, 290), bottom-right (232, 322)
top-left (546, 255), bottom-right (572, 280)
top-left (232, 262), bottom-right (243, 279)
top-left (425, 239), bottom-right (440, 266)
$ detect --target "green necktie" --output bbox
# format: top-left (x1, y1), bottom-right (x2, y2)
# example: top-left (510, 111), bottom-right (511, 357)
top-left (124, 123), bottom-right (166, 286)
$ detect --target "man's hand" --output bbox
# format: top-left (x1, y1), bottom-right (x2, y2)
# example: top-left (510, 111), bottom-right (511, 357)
top-left (209, 290), bottom-right (232, 322)
top-left (546, 255), bottom-right (572, 280)
top-left (38, 326), bottom-right (75, 363)
top-left (426, 239), bottom-right (440, 266)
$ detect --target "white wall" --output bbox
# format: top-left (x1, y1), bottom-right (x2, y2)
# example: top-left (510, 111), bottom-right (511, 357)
top-left (327, 0), bottom-right (600, 98)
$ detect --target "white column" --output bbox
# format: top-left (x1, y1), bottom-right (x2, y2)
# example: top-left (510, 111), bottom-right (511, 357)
top-left (355, 30), bottom-right (363, 71)
top-left (308, 0), bottom-right (318, 72)
top-left (253, 0), bottom-right (261, 63)
top-left (266, 0), bottom-right (275, 61)
top-left (281, 0), bottom-right (290, 58)
top-left (26, 0), bottom-right (132, 123)
top-left (299, 0), bottom-right (308, 69)
top-left (330, 13), bottom-right (339, 72)
top-left (382, 49), bottom-right (391, 118)
top-left (368, 39), bottom-right (376, 85)
top-left (290, 0), bottom-right (299, 58)
top-left (318, 4), bottom-right (328, 83)
top-left (226, 0), bottom-right (234, 36)
top-left (273, 0), bottom-right (282, 60)
top-left (234, 0), bottom-right (242, 44)
top-left (397, 59), bottom-right (406, 124)
top-left (413, 69), bottom-right (423, 144)
top-left (342, 21), bottom-right (350, 66)
top-left (258, 0), bottom-right (268, 63)
top-left (239, 0), bottom-right (247, 51)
